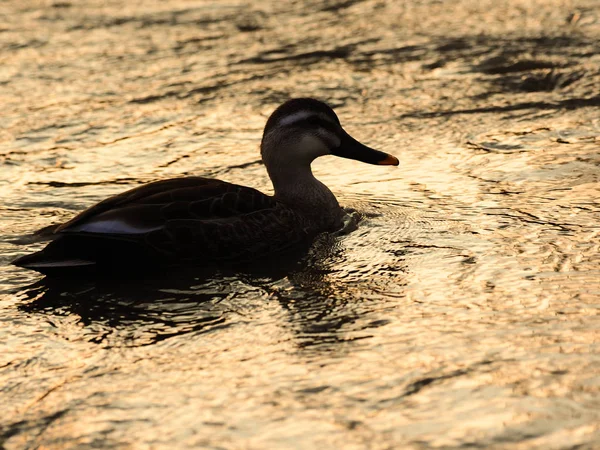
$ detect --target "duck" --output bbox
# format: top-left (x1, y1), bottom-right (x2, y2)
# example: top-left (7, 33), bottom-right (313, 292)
top-left (12, 98), bottom-right (398, 276)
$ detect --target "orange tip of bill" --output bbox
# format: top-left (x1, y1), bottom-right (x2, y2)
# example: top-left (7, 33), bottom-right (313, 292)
top-left (378, 154), bottom-right (399, 166)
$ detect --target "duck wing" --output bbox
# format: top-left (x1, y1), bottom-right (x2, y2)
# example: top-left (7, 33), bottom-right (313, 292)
top-left (56, 177), bottom-right (276, 233)
top-left (12, 177), bottom-right (310, 275)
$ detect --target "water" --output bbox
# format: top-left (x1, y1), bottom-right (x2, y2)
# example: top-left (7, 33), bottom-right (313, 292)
top-left (1, 0), bottom-right (599, 448)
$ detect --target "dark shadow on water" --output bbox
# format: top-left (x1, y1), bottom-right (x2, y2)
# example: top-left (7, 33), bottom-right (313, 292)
top-left (15, 251), bottom-right (310, 347)
top-left (16, 223), bottom-right (408, 349)
top-left (399, 95), bottom-right (600, 119)
top-left (18, 272), bottom-right (231, 346)
top-left (272, 275), bottom-right (382, 350)
top-left (265, 234), bottom-right (405, 351)
top-left (14, 231), bottom-right (406, 351)
top-left (18, 232), bottom-right (408, 351)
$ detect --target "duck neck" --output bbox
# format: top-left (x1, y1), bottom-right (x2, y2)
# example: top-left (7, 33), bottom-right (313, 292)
top-left (267, 163), bottom-right (342, 224)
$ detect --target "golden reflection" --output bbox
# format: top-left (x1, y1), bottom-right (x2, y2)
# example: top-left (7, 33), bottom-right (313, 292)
top-left (1, 0), bottom-right (599, 448)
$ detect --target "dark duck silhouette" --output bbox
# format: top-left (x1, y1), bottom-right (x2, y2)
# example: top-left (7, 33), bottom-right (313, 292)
top-left (12, 98), bottom-right (399, 276)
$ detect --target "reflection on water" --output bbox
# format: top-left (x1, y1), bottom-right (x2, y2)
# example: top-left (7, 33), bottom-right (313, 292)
top-left (18, 276), bottom-right (234, 347)
top-left (1, 0), bottom-right (600, 448)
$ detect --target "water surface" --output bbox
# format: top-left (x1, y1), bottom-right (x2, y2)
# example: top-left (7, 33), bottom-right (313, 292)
top-left (1, 0), bottom-right (599, 448)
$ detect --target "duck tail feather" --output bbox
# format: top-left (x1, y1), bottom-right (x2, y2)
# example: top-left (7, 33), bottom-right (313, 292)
top-left (11, 250), bottom-right (96, 275)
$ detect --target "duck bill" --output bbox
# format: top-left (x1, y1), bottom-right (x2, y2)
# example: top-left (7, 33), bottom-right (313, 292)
top-left (332, 131), bottom-right (399, 166)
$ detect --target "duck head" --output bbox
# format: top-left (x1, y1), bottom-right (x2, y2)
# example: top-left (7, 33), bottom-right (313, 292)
top-left (260, 98), bottom-right (399, 169)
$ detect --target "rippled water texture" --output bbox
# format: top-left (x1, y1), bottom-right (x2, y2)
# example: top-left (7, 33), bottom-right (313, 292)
top-left (1, 0), bottom-right (600, 448)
